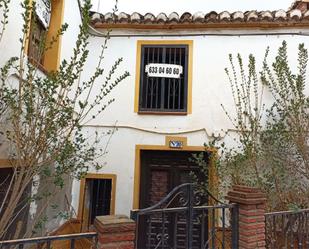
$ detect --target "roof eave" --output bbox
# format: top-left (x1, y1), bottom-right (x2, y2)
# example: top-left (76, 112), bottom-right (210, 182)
top-left (92, 21), bottom-right (309, 30)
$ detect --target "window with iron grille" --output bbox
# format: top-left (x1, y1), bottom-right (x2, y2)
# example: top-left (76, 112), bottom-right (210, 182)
top-left (28, 16), bottom-right (47, 66)
top-left (139, 45), bottom-right (189, 113)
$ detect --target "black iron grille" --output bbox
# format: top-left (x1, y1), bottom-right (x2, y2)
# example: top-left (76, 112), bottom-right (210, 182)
top-left (139, 45), bottom-right (188, 113)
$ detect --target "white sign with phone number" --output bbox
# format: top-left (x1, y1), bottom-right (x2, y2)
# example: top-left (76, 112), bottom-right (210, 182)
top-left (145, 63), bottom-right (183, 79)
top-left (35, 0), bottom-right (51, 29)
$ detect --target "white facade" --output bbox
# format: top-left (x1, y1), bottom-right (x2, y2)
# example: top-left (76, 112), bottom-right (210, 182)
top-left (1, 0), bottom-right (309, 231)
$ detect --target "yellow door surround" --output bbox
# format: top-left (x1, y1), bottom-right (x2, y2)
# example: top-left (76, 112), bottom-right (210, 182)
top-left (132, 136), bottom-right (217, 210)
top-left (134, 40), bottom-right (193, 114)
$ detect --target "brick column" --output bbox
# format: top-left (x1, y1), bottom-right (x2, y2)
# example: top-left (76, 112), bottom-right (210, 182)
top-left (226, 185), bottom-right (267, 249)
top-left (94, 215), bottom-right (136, 249)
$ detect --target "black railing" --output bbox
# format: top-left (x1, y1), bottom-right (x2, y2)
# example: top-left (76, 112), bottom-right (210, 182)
top-left (131, 183), bottom-right (239, 249)
top-left (265, 208), bottom-right (309, 249)
top-left (0, 232), bottom-right (98, 249)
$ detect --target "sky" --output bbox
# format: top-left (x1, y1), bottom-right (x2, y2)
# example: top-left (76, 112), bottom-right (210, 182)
top-left (91, 0), bottom-right (294, 15)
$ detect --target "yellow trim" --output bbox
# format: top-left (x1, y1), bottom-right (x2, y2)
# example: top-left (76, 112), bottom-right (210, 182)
top-left (77, 173), bottom-right (117, 230)
top-left (43, 0), bottom-right (65, 72)
top-left (134, 40), bottom-right (193, 114)
top-left (132, 137), bottom-right (217, 210)
top-left (0, 159), bottom-right (14, 168)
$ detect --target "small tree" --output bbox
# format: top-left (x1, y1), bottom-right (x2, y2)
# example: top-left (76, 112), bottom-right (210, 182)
top-left (0, 0), bottom-right (129, 239)
top-left (220, 41), bottom-right (309, 211)
top-left (260, 41), bottom-right (309, 209)
top-left (220, 52), bottom-right (265, 187)
top-left (194, 41), bottom-right (308, 211)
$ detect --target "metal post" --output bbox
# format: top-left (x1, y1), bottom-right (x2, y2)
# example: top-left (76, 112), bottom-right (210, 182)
top-left (187, 184), bottom-right (194, 249)
top-left (231, 204), bottom-right (239, 249)
top-left (94, 234), bottom-right (98, 249)
top-left (70, 238), bottom-right (75, 249)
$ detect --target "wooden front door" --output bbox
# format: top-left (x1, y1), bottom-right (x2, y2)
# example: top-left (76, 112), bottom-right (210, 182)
top-left (139, 150), bottom-right (208, 208)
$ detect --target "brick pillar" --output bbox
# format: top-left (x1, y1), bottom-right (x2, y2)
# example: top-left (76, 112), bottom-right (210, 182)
top-left (226, 185), bottom-right (267, 249)
top-left (94, 215), bottom-right (136, 249)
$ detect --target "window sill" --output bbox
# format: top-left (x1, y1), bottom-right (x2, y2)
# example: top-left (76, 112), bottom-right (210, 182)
top-left (28, 57), bottom-right (49, 75)
top-left (138, 111), bottom-right (188, 115)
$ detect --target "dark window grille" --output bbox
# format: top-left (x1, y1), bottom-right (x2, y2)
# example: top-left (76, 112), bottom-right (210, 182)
top-left (90, 179), bottom-right (112, 224)
top-left (139, 45), bottom-right (189, 113)
top-left (28, 16), bottom-right (46, 65)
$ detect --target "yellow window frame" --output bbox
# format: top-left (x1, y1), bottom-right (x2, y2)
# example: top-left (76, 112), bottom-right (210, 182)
top-left (134, 40), bottom-right (193, 114)
top-left (26, 0), bottom-right (65, 72)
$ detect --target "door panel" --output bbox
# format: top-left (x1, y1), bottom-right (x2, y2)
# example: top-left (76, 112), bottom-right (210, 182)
top-left (149, 170), bottom-right (169, 206)
top-left (140, 150), bottom-right (208, 208)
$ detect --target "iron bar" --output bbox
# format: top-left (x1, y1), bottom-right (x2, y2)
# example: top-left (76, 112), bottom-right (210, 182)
top-left (147, 216), bottom-right (152, 249)
top-left (187, 184), bottom-right (193, 249)
top-left (222, 207), bottom-right (225, 249)
top-left (135, 204), bottom-right (235, 216)
top-left (201, 209), bottom-right (205, 248)
top-left (70, 238), bottom-right (75, 249)
top-left (211, 208), bottom-right (215, 249)
top-left (0, 232), bottom-right (98, 247)
top-left (265, 209), bottom-right (309, 249)
top-left (231, 204), bottom-right (239, 249)
top-left (162, 211), bottom-right (166, 248)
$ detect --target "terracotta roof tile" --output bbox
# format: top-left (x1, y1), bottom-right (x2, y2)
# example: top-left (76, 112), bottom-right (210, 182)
top-left (180, 12), bottom-right (192, 23)
top-left (157, 13), bottom-right (168, 23)
top-left (168, 12), bottom-right (179, 23)
top-left (246, 11), bottom-right (259, 22)
top-left (131, 12), bottom-right (143, 23)
top-left (232, 11), bottom-right (245, 22)
top-left (274, 9), bottom-right (287, 21)
top-left (90, 2), bottom-right (309, 28)
top-left (118, 12), bottom-right (130, 23)
top-left (205, 11), bottom-right (218, 23)
top-left (218, 11), bottom-right (231, 22)
top-left (304, 10), bottom-right (309, 19)
top-left (289, 9), bottom-right (302, 20)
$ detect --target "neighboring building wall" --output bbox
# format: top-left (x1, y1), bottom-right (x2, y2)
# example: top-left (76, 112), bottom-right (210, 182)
top-left (71, 28), bottom-right (309, 217)
top-left (0, 0), bottom-right (82, 233)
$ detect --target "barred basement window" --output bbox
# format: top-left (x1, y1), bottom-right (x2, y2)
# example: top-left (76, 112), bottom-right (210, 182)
top-left (139, 45), bottom-right (189, 113)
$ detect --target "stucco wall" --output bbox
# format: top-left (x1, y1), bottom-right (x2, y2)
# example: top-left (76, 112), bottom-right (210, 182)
top-left (70, 28), bottom-right (309, 216)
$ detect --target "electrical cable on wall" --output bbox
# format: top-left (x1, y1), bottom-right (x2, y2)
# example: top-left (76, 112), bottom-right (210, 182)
top-left (82, 123), bottom-right (241, 140)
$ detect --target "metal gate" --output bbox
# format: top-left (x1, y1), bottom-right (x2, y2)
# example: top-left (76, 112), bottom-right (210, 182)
top-left (131, 183), bottom-right (239, 249)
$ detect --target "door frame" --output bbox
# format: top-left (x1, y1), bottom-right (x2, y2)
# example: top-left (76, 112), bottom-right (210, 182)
top-left (132, 136), bottom-right (218, 210)
top-left (77, 173), bottom-right (117, 229)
